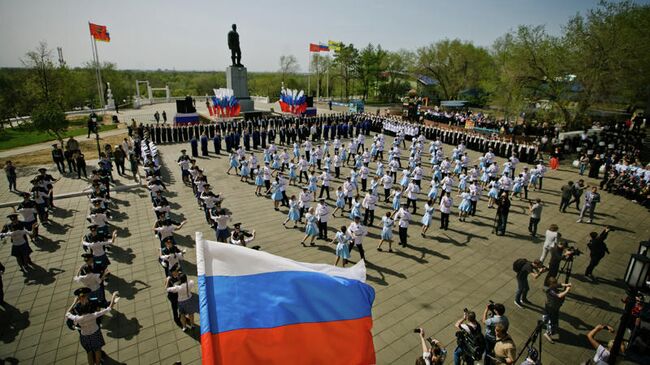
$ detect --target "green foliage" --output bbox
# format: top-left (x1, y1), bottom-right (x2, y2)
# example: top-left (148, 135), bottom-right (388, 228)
top-left (30, 102), bottom-right (68, 145)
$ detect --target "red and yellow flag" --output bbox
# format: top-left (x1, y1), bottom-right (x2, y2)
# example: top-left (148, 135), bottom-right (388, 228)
top-left (89, 22), bottom-right (110, 42)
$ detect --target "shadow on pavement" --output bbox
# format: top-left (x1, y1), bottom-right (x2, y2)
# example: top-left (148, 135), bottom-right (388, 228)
top-left (0, 303), bottom-right (30, 344)
top-left (105, 276), bottom-right (150, 300)
top-left (103, 310), bottom-right (142, 340)
top-left (23, 264), bottom-right (64, 286)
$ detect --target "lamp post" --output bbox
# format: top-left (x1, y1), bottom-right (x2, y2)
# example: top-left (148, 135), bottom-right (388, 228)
top-left (89, 112), bottom-right (101, 158)
top-left (609, 253), bottom-right (650, 364)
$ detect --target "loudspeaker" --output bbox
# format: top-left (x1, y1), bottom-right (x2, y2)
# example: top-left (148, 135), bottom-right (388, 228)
top-left (306, 96), bottom-right (314, 108)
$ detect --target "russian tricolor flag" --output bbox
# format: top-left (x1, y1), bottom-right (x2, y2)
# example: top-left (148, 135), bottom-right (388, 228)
top-left (196, 232), bottom-right (376, 365)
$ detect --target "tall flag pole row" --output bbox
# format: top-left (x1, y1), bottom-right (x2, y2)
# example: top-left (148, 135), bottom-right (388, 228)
top-left (309, 41), bottom-right (342, 99)
top-left (88, 22), bottom-right (110, 108)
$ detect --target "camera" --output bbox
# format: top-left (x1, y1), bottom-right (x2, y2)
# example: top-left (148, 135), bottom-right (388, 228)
top-left (487, 300), bottom-right (495, 312)
top-left (564, 243), bottom-right (582, 258)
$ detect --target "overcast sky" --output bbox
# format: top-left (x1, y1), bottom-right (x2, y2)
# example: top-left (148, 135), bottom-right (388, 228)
top-left (0, 0), bottom-right (645, 72)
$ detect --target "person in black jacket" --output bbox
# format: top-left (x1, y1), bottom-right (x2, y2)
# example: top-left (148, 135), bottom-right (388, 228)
top-left (585, 227), bottom-right (611, 280)
top-left (495, 193), bottom-right (511, 236)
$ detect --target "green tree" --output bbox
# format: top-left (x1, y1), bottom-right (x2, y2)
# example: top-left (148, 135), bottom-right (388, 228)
top-left (332, 43), bottom-right (359, 100)
top-left (355, 43), bottom-right (388, 101)
top-left (416, 39), bottom-right (492, 101)
top-left (311, 53), bottom-right (332, 98)
top-left (31, 102), bottom-right (69, 145)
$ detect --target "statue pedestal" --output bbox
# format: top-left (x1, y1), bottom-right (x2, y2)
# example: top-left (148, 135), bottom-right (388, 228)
top-left (226, 66), bottom-right (254, 113)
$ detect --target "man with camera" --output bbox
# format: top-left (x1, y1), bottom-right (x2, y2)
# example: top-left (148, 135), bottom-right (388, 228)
top-left (546, 239), bottom-right (578, 280)
top-left (585, 227), bottom-right (611, 280)
top-left (483, 302), bottom-right (509, 365)
top-left (453, 309), bottom-right (483, 365)
top-left (543, 276), bottom-right (572, 343)
top-left (513, 258), bottom-right (546, 308)
top-left (414, 328), bottom-right (446, 365)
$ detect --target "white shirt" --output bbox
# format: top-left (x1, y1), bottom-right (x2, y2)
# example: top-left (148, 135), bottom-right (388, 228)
top-left (362, 194), bottom-right (378, 210)
top-left (381, 174), bottom-right (393, 189)
top-left (66, 307), bottom-right (111, 335)
top-left (544, 230), bottom-right (558, 249)
top-left (167, 280), bottom-right (194, 302)
top-left (440, 196), bottom-right (453, 214)
top-left (396, 208), bottom-right (411, 228)
top-left (82, 240), bottom-right (111, 257)
top-left (316, 203), bottom-right (330, 222)
top-left (299, 191), bottom-right (313, 208)
top-left (211, 215), bottom-right (231, 230)
top-left (347, 222), bottom-right (367, 246)
top-left (405, 183), bottom-right (420, 200)
top-left (73, 273), bottom-right (102, 291)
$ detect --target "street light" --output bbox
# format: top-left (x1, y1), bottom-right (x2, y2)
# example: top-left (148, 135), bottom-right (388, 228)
top-left (609, 253), bottom-right (650, 364)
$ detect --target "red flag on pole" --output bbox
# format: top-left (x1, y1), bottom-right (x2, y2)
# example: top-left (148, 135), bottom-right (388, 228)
top-left (309, 43), bottom-right (320, 52)
top-left (89, 23), bottom-right (110, 42)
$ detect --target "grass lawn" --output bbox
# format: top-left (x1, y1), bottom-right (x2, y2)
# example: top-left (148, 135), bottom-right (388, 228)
top-left (0, 122), bottom-right (118, 151)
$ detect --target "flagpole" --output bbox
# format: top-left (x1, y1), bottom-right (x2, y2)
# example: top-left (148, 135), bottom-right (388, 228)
top-left (316, 52), bottom-right (320, 101)
top-left (307, 49), bottom-right (311, 97)
top-left (93, 38), bottom-right (105, 108)
top-left (89, 24), bottom-right (104, 109)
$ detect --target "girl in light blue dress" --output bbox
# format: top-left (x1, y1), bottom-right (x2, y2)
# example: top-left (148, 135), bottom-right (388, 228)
top-left (254, 166), bottom-right (264, 196)
top-left (293, 143), bottom-right (300, 159)
top-left (399, 169), bottom-right (410, 188)
top-left (226, 153), bottom-right (239, 175)
top-left (350, 169), bottom-right (359, 191)
top-left (300, 208), bottom-right (319, 246)
top-left (271, 154), bottom-right (281, 170)
top-left (283, 196), bottom-right (301, 228)
top-left (369, 177), bottom-right (379, 196)
top-left (511, 174), bottom-right (524, 199)
top-left (324, 155), bottom-right (332, 171)
top-left (377, 212), bottom-right (394, 252)
top-left (354, 155), bottom-right (363, 169)
top-left (239, 160), bottom-right (250, 182)
top-left (458, 191), bottom-right (472, 221)
top-left (267, 178), bottom-right (283, 211)
top-left (432, 165), bottom-right (442, 182)
top-left (308, 174), bottom-right (318, 193)
top-left (331, 226), bottom-right (351, 266)
top-left (458, 173), bottom-right (468, 192)
top-left (263, 149), bottom-right (271, 164)
top-left (309, 149), bottom-right (317, 167)
top-left (288, 161), bottom-right (297, 185)
top-left (332, 186), bottom-right (346, 217)
top-left (340, 148), bottom-right (347, 165)
top-left (375, 162), bottom-right (384, 177)
top-left (480, 167), bottom-right (490, 185)
top-left (453, 160), bottom-right (462, 176)
top-left (420, 199), bottom-right (435, 235)
top-left (487, 180), bottom-right (500, 208)
top-left (428, 179), bottom-right (439, 201)
top-left (349, 195), bottom-right (362, 220)
top-left (391, 188), bottom-right (402, 211)
top-left (370, 143), bottom-right (378, 159)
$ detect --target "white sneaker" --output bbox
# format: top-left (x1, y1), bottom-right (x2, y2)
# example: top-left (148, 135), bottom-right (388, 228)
top-left (576, 219), bottom-right (582, 223)
top-left (587, 219), bottom-right (592, 223)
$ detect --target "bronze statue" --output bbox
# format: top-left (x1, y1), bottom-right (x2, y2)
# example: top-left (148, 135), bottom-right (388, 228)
top-left (228, 24), bottom-right (242, 67)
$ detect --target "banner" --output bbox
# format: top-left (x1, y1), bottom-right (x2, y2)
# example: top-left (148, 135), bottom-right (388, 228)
top-left (89, 22), bottom-right (110, 42)
top-left (196, 232), bottom-right (376, 365)
top-left (309, 43), bottom-right (320, 52)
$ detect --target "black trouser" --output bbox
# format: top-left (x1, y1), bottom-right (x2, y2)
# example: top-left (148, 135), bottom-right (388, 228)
top-left (318, 220), bottom-right (328, 239)
top-left (406, 198), bottom-right (417, 213)
top-left (351, 243), bottom-right (365, 260)
top-left (538, 177), bottom-right (543, 190)
top-left (317, 159), bottom-right (321, 170)
top-left (167, 294), bottom-right (181, 325)
top-left (559, 197), bottom-right (570, 212)
top-left (568, 195), bottom-right (581, 209)
top-left (470, 200), bottom-right (477, 216)
top-left (496, 213), bottom-right (508, 235)
top-left (264, 180), bottom-right (271, 192)
top-left (116, 160), bottom-right (125, 175)
top-left (384, 188), bottom-right (390, 202)
top-left (585, 255), bottom-right (603, 276)
top-left (335, 167), bottom-right (340, 178)
top-left (54, 159), bottom-right (65, 173)
top-left (345, 197), bottom-right (352, 210)
top-left (319, 186), bottom-right (330, 199)
top-left (390, 171), bottom-right (397, 183)
top-left (363, 209), bottom-right (375, 226)
top-left (361, 179), bottom-right (367, 191)
top-left (523, 185), bottom-right (529, 199)
top-left (281, 191), bottom-right (289, 206)
top-left (7, 176), bottom-right (16, 191)
top-left (77, 165), bottom-right (87, 179)
top-left (299, 171), bottom-right (308, 183)
top-left (440, 212), bottom-right (449, 229)
top-left (377, 151), bottom-right (383, 160)
top-left (399, 226), bottom-right (408, 246)
top-left (528, 217), bottom-right (540, 236)
top-left (305, 151), bottom-right (310, 162)
top-left (414, 179), bottom-right (421, 188)
top-left (484, 337), bottom-right (497, 365)
top-left (66, 159), bottom-right (76, 172)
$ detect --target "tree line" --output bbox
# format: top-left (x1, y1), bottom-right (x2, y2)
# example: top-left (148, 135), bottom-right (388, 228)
top-left (1, 1), bottom-right (648, 131)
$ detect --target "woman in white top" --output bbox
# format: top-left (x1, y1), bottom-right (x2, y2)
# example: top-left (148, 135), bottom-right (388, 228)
top-left (540, 224), bottom-right (560, 264)
top-left (66, 291), bottom-right (119, 365)
top-left (166, 274), bottom-right (196, 331)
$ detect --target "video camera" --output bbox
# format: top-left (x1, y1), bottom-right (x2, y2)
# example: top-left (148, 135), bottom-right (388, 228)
top-left (563, 242), bottom-right (582, 259)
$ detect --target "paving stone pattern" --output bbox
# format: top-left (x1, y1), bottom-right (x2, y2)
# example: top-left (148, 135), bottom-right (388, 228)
top-left (1, 134), bottom-right (648, 364)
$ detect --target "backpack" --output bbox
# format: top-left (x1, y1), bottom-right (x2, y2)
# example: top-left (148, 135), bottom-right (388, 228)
top-left (513, 258), bottom-right (528, 273)
top-left (465, 324), bottom-right (485, 360)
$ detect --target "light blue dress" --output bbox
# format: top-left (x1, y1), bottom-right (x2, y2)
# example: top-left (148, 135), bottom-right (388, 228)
top-left (400, 172), bottom-right (410, 187)
top-left (392, 191), bottom-right (402, 211)
top-left (458, 176), bottom-right (468, 191)
top-left (334, 231), bottom-right (350, 259)
top-left (271, 182), bottom-right (283, 201)
top-left (240, 161), bottom-right (250, 177)
top-left (370, 181), bottom-right (379, 196)
top-left (293, 145), bottom-right (300, 159)
top-left (376, 164), bottom-right (384, 177)
top-left (513, 178), bottom-right (523, 193)
top-left (381, 216), bottom-right (394, 240)
top-left (304, 214), bottom-right (319, 236)
top-left (308, 176), bottom-right (318, 192)
top-left (229, 155), bottom-right (239, 168)
top-left (428, 182), bottom-right (439, 200)
top-left (335, 191), bottom-right (345, 208)
top-left (289, 164), bottom-right (297, 179)
top-left (459, 192), bottom-right (472, 213)
top-left (349, 200), bottom-right (361, 220)
top-left (421, 204), bottom-right (435, 226)
top-left (271, 156), bottom-right (280, 170)
top-left (488, 184), bottom-right (499, 199)
top-left (287, 200), bottom-right (300, 221)
top-left (255, 169), bottom-right (264, 186)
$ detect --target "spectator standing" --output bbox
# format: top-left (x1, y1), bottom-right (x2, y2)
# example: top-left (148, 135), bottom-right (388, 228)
top-left (4, 161), bottom-right (17, 192)
top-left (528, 199), bottom-right (543, 237)
top-left (492, 324), bottom-right (516, 365)
top-left (559, 181), bottom-right (574, 212)
top-left (51, 143), bottom-right (66, 174)
top-left (577, 187), bottom-right (601, 224)
top-left (540, 224), bottom-right (559, 263)
top-left (494, 193), bottom-right (511, 236)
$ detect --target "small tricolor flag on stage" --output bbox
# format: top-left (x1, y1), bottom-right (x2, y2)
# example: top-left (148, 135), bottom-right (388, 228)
top-left (196, 232), bottom-right (376, 365)
top-left (89, 22), bottom-right (110, 42)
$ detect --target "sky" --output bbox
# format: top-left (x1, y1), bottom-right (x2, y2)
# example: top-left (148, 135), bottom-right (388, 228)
top-left (0, 0), bottom-right (646, 72)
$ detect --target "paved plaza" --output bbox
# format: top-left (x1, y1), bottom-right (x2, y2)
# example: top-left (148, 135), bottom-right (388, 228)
top-left (0, 133), bottom-right (648, 364)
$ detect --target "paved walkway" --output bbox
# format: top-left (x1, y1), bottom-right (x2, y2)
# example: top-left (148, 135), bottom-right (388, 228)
top-left (0, 135), bottom-right (647, 364)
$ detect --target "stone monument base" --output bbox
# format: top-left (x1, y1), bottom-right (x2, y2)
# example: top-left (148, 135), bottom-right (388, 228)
top-left (226, 66), bottom-right (255, 113)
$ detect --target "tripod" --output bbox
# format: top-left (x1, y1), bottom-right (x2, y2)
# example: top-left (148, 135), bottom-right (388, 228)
top-left (514, 320), bottom-right (544, 364)
top-left (559, 257), bottom-right (574, 284)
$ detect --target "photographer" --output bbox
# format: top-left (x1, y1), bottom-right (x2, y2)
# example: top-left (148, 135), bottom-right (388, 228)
top-left (454, 310), bottom-right (483, 365)
top-left (585, 227), bottom-right (610, 280)
top-left (493, 324), bottom-right (516, 364)
top-left (543, 276), bottom-right (572, 343)
top-left (414, 328), bottom-right (446, 365)
top-left (545, 240), bottom-right (573, 279)
top-left (586, 323), bottom-right (621, 364)
top-left (483, 302), bottom-right (509, 365)
top-left (513, 259), bottom-right (546, 307)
